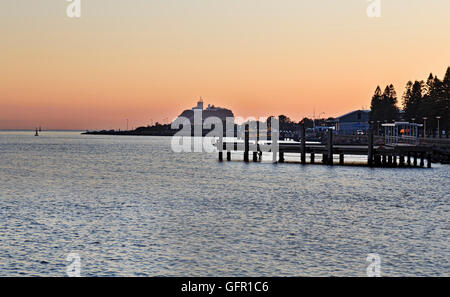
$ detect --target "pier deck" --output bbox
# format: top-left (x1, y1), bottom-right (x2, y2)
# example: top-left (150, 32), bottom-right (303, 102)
top-left (216, 126), bottom-right (434, 168)
top-left (217, 141), bottom-right (433, 168)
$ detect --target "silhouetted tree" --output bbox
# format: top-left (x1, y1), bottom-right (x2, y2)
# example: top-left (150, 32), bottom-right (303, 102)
top-left (442, 67), bottom-right (450, 132)
top-left (300, 118), bottom-right (314, 129)
top-left (401, 67), bottom-right (449, 134)
top-left (369, 86), bottom-right (383, 121)
top-left (370, 85), bottom-right (398, 122)
top-left (404, 80), bottom-right (424, 121)
top-left (402, 81), bottom-right (413, 113)
top-left (384, 84), bottom-right (399, 121)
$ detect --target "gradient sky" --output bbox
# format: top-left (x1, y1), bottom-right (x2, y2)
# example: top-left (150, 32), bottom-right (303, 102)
top-left (1, 0), bottom-right (449, 130)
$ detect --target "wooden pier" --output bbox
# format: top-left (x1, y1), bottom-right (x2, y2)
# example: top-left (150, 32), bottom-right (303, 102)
top-left (216, 125), bottom-right (434, 168)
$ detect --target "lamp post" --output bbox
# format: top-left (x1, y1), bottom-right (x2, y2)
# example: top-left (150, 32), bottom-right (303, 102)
top-left (423, 117), bottom-right (428, 138)
top-left (436, 116), bottom-right (441, 138)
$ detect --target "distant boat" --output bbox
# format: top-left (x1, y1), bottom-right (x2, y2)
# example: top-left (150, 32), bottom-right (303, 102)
top-left (35, 128), bottom-right (39, 136)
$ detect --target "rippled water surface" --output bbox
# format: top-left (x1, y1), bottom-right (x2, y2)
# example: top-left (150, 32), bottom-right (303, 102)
top-left (0, 131), bottom-right (448, 276)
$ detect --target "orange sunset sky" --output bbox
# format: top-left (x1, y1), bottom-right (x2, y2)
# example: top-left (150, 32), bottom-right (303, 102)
top-left (1, 0), bottom-right (449, 130)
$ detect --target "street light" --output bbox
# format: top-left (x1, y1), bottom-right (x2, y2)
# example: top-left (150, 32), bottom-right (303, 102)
top-left (436, 116), bottom-right (441, 138)
top-left (423, 117), bottom-right (428, 138)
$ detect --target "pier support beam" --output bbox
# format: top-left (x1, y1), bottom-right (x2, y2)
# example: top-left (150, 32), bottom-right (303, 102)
top-left (374, 154), bottom-right (381, 166)
top-left (413, 153), bottom-right (417, 167)
top-left (279, 152), bottom-right (285, 163)
top-left (322, 153), bottom-right (328, 164)
top-left (339, 153), bottom-right (344, 165)
top-left (218, 135), bottom-right (223, 162)
top-left (227, 151), bottom-right (231, 161)
top-left (244, 124), bottom-right (249, 162)
top-left (427, 153), bottom-right (432, 168)
top-left (368, 126), bottom-right (374, 167)
top-left (327, 129), bottom-right (333, 165)
top-left (310, 153), bottom-right (315, 164)
top-left (392, 155), bottom-right (397, 167)
top-left (253, 151), bottom-right (258, 162)
top-left (420, 153), bottom-right (425, 167)
top-left (399, 155), bottom-right (405, 167)
top-left (256, 121), bottom-right (260, 155)
top-left (388, 155), bottom-right (393, 166)
top-left (301, 124), bottom-right (306, 164)
top-left (407, 153), bottom-right (411, 166)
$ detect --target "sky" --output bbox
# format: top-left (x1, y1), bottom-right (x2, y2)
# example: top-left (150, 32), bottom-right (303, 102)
top-left (1, 0), bottom-right (449, 130)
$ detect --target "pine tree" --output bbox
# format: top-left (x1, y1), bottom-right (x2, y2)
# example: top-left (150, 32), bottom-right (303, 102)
top-left (443, 67), bottom-right (450, 93)
top-left (369, 85), bottom-right (398, 122)
top-left (442, 67), bottom-right (450, 131)
top-left (422, 74), bottom-right (438, 128)
top-left (382, 84), bottom-right (398, 122)
top-left (402, 81), bottom-right (413, 112)
top-left (370, 86), bottom-right (383, 121)
top-left (405, 80), bottom-right (424, 121)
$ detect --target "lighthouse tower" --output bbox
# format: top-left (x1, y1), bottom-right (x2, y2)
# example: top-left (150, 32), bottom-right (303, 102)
top-left (192, 97), bottom-right (204, 110)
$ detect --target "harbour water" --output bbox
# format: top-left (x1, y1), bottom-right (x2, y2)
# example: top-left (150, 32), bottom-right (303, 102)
top-left (0, 131), bottom-right (448, 276)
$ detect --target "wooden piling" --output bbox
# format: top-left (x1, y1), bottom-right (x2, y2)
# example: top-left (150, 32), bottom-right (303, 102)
top-left (227, 151), bottom-right (231, 161)
top-left (374, 154), bottom-right (381, 166)
top-left (382, 154), bottom-right (387, 166)
top-left (218, 135), bottom-right (223, 162)
top-left (339, 153), bottom-right (344, 165)
top-left (413, 153), bottom-right (417, 167)
top-left (427, 153), bottom-right (432, 168)
top-left (279, 152), bottom-right (285, 163)
top-left (327, 129), bottom-right (333, 165)
top-left (399, 155), bottom-right (405, 166)
top-left (253, 151), bottom-right (258, 162)
top-left (407, 152), bottom-right (411, 166)
top-left (368, 126), bottom-right (374, 167)
top-left (256, 121), bottom-right (260, 153)
top-left (310, 153), bottom-right (315, 164)
top-left (244, 124), bottom-right (249, 162)
top-left (301, 124), bottom-right (306, 164)
top-left (420, 153), bottom-right (425, 167)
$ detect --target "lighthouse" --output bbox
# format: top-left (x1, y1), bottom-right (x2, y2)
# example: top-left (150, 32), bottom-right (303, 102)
top-left (192, 98), bottom-right (204, 110)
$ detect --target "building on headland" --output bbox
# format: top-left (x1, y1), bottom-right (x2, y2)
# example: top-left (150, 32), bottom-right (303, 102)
top-left (176, 99), bottom-right (235, 125)
top-left (336, 110), bottom-right (370, 135)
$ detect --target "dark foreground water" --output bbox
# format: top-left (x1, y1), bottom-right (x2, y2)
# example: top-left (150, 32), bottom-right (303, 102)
top-left (0, 131), bottom-right (448, 276)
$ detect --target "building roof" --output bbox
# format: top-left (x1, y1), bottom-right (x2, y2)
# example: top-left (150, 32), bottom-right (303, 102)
top-left (336, 110), bottom-right (370, 120)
